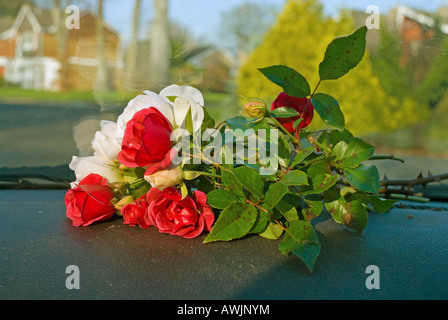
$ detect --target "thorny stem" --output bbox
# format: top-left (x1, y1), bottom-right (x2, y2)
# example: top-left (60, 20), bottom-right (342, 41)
top-left (380, 172), bottom-right (448, 188)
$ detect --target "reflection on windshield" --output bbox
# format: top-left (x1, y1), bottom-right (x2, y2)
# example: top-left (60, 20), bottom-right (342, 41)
top-left (0, 0), bottom-right (447, 182)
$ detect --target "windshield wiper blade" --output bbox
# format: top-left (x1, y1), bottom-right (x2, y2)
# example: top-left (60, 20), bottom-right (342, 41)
top-left (0, 164), bottom-right (74, 189)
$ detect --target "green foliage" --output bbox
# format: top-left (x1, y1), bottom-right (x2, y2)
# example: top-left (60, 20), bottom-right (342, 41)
top-left (236, 0), bottom-right (423, 135)
top-left (180, 21), bottom-right (397, 273)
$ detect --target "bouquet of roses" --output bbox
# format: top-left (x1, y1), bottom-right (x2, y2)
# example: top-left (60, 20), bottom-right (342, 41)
top-left (65, 26), bottom-right (396, 273)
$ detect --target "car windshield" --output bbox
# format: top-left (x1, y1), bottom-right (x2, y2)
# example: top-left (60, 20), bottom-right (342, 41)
top-left (1, 0), bottom-right (447, 195)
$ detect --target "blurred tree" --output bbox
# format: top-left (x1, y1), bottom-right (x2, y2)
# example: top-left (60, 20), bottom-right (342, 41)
top-left (149, 0), bottom-right (171, 89)
top-left (52, 0), bottom-right (69, 91)
top-left (217, 2), bottom-right (278, 66)
top-left (236, 0), bottom-right (423, 136)
top-left (415, 28), bottom-right (448, 109)
top-left (0, 0), bottom-right (31, 16)
top-left (95, 0), bottom-right (113, 92)
top-left (123, 0), bottom-right (142, 91)
top-left (370, 27), bottom-right (412, 100)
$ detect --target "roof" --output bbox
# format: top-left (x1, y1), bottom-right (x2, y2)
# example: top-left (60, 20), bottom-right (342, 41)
top-left (0, 3), bottom-right (119, 39)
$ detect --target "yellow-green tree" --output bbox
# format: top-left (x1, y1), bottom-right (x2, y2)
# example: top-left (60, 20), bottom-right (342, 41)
top-left (236, 0), bottom-right (424, 136)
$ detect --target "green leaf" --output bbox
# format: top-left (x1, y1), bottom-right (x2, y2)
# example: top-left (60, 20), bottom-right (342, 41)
top-left (344, 165), bottom-right (380, 194)
top-left (311, 93), bottom-right (345, 130)
top-left (206, 189), bottom-right (239, 209)
top-left (259, 65), bottom-right (311, 98)
top-left (300, 173), bottom-right (338, 195)
top-left (249, 206), bottom-right (270, 234)
top-left (290, 146), bottom-right (316, 168)
top-left (126, 179), bottom-right (150, 199)
top-left (265, 182), bottom-right (289, 209)
top-left (274, 194), bottom-right (299, 221)
top-left (354, 193), bottom-right (397, 213)
top-left (232, 166), bottom-right (265, 200)
top-left (278, 220), bottom-right (321, 273)
top-left (221, 169), bottom-right (245, 197)
top-left (280, 170), bottom-right (308, 186)
top-left (269, 107), bottom-right (300, 118)
top-left (201, 108), bottom-right (216, 133)
top-left (301, 194), bottom-right (324, 221)
top-left (259, 222), bottom-right (284, 240)
top-left (203, 201), bottom-right (258, 243)
top-left (319, 26), bottom-right (368, 80)
top-left (324, 193), bottom-right (368, 233)
top-left (225, 116), bottom-right (250, 130)
top-left (184, 106), bottom-right (194, 135)
top-left (332, 137), bottom-right (375, 168)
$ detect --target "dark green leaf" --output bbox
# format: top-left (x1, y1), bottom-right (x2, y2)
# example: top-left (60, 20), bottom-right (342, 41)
top-left (274, 194), bottom-right (299, 221)
top-left (290, 146), bottom-right (316, 167)
top-left (265, 182), bottom-right (289, 209)
top-left (206, 189), bottom-right (239, 209)
top-left (203, 201), bottom-right (258, 243)
top-left (311, 93), bottom-right (345, 130)
top-left (259, 65), bottom-right (311, 98)
top-left (354, 193), bottom-right (397, 213)
top-left (319, 26), bottom-right (368, 80)
top-left (344, 165), bottom-right (380, 194)
top-left (232, 166), bottom-right (265, 200)
top-left (301, 194), bottom-right (324, 221)
top-left (249, 206), bottom-right (270, 234)
top-left (278, 220), bottom-right (321, 273)
top-left (225, 116), bottom-right (250, 130)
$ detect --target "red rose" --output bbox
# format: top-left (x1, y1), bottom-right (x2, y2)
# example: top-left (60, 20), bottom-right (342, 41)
top-left (121, 194), bottom-right (152, 228)
top-left (65, 174), bottom-right (116, 227)
top-left (117, 107), bottom-right (173, 175)
top-left (271, 92), bottom-right (314, 133)
top-left (146, 187), bottom-right (215, 239)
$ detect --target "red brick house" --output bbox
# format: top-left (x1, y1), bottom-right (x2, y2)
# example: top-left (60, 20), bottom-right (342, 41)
top-left (0, 3), bottom-right (123, 91)
top-left (390, 5), bottom-right (448, 66)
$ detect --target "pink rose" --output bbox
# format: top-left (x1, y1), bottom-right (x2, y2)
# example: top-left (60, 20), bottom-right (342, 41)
top-left (146, 187), bottom-right (215, 239)
top-left (65, 174), bottom-right (116, 227)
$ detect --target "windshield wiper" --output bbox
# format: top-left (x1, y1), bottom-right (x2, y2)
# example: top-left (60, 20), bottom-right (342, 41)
top-left (0, 164), bottom-right (74, 189)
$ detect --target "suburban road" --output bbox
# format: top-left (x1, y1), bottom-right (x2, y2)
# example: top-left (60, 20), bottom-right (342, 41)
top-left (1, 102), bottom-right (447, 181)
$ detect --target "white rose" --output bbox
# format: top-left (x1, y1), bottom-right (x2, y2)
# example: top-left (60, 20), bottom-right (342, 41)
top-left (70, 121), bottom-right (123, 185)
top-left (159, 84), bottom-right (204, 133)
top-left (115, 85), bottom-right (205, 144)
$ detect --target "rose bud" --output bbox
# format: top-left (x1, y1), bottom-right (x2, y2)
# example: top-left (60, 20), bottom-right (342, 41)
top-left (244, 101), bottom-right (267, 119)
top-left (144, 165), bottom-right (184, 190)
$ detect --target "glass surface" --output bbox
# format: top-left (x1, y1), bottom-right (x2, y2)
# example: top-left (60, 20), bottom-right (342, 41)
top-left (0, 0), bottom-right (447, 182)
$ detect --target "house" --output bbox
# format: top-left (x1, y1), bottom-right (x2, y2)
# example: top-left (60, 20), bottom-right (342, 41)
top-left (388, 5), bottom-right (448, 66)
top-left (0, 3), bottom-right (123, 91)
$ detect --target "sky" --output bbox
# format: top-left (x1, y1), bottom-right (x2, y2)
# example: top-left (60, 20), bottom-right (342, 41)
top-left (102, 0), bottom-right (447, 45)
